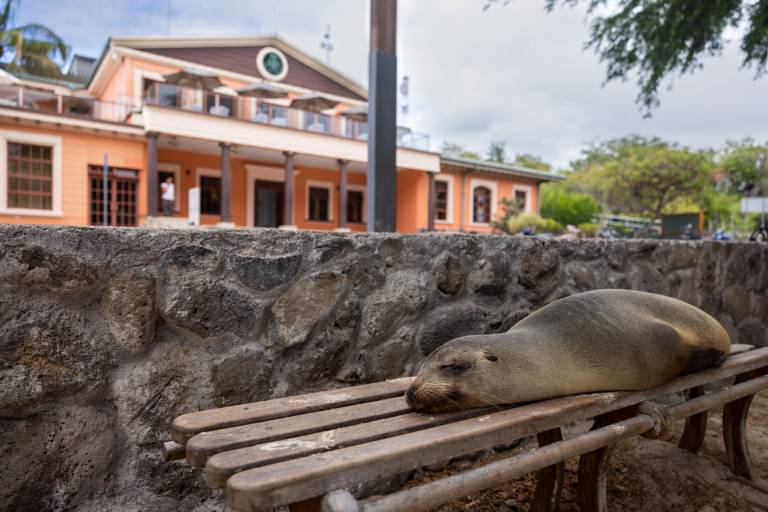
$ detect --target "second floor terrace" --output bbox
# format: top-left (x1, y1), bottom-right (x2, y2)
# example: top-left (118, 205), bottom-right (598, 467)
top-left (0, 81), bottom-right (431, 151)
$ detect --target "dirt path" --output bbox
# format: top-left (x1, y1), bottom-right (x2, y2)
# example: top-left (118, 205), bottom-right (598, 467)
top-left (421, 390), bottom-right (768, 512)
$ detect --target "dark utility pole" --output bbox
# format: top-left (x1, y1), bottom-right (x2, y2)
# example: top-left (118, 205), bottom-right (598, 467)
top-left (367, 0), bottom-right (397, 232)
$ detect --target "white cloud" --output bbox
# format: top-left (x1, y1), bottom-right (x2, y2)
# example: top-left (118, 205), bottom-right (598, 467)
top-left (16, 0), bottom-right (768, 167)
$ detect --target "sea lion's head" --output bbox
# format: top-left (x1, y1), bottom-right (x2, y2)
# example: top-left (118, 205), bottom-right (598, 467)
top-left (405, 335), bottom-right (506, 413)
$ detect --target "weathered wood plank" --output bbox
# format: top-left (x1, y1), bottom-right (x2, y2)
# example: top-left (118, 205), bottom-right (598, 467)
top-left (205, 407), bottom-right (491, 488)
top-left (530, 428), bottom-right (564, 512)
top-left (722, 368), bottom-right (768, 480)
top-left (171, 377), bottom-right (413, 444)
top-left (225, 348), bottom-right (768, 511)
top-left (186, 397), bottom-right (413, 467)
top-left (678, 386), bottom-right (707, 453)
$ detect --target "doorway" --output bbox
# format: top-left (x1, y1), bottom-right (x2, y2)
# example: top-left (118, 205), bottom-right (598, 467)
top-left (254, 180), bottom-right (284, 227)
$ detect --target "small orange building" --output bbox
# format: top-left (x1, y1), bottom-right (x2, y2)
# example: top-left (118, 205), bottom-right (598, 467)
top-left (0, 35), bottom-right (561, 232)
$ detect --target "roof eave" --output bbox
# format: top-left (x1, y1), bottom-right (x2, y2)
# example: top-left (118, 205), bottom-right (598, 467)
top-left (440, 156), bottom-right (564, 182)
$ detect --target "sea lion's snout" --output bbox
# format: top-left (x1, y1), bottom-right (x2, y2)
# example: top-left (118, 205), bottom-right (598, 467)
top-left (405, 385), bottom-right (416, 405)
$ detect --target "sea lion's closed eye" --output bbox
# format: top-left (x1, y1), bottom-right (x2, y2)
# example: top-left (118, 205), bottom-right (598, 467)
top-left (439, 362), bottom-right (471, 371)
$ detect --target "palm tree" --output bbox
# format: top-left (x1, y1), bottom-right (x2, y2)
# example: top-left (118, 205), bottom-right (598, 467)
top-left (0, 0), bottom-right (68, 77)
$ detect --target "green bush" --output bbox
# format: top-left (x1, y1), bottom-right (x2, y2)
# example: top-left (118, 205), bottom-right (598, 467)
top-left (506, 213), bottom-right (563, 234)
top-left (577, 222), bottom-right (600, 236)
top-left (540, 183), bottom-right (601, 226)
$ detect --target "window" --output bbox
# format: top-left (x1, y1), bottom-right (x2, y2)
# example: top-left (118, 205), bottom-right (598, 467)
top-left (514, 189), bottom-right (528, 211)
top-left (205, 94), bottom-right (235, 117)
top-left (200, 175), bottom-right (221, 215)
top-left (473, 186), bottom-right (492, 224)
top-left (89, 166), bottom-right (138, 226)
top-left (308, 186), bottom-right (330, 221)
top-left (8, 142), bottom-right (53, 210)
top-left (434, 180), bottom-right (448, 221)
top-left (347, 190), bottom-right (364, 223)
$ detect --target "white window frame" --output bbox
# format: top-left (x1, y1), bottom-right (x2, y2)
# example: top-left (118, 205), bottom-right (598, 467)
top-left (158, 162), bottom-right (182, 212)
top-left (434, 175), bottom-right (454, 224)
top-left (512, 184), bottom-right (534, 213)
top-left (196, 167), bottom-right (221, 217)
top-left (133, 69), bottom-right (166, 105)
top-left (469, 178), bottom-right (497, 226)
top-left (305, 179), bottom-right (334, 222)
top-left (245, 164), bottom-right (286, 228)
top-left (346, 183), bottom-right (367, 224)
top-left (0, 130), bottom-right (62, 217)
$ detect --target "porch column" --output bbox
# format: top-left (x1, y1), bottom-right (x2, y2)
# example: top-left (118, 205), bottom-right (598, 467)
top-left (459, 171), bottom-right (469, 232)
top-left (338, 159), bottom-right (349, 230)
top-left (147, 131), bottom-right (159, 217)
top-left (283, 151), bottom-right (296, 227)
top-left (536, 182), bottom-right (542, 214)
top-left (220, 142), bottom-right (232, 223)
top-left (427, 172), bottom-right (436, 231)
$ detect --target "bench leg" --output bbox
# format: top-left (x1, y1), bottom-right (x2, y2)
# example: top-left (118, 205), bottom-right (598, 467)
top-left (722, 369), bottom-right (766, 480)
top-left (530, 428), bottom-right (565, 512)
top-left (678, 386), bottom-right (708, 453)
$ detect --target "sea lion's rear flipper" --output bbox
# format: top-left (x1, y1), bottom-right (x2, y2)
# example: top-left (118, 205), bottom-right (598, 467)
top-left (682, 347), bottom-right (726, 375)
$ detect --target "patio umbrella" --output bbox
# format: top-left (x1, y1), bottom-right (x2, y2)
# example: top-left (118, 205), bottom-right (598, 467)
top-left (341, 105), bottom-right (368, 122)
top-left (289, 93), bottom-right (339, 113)
top-left (163, 68), bottom-right (224, 91)
top-left (237, 82), bottom-right (288, 99)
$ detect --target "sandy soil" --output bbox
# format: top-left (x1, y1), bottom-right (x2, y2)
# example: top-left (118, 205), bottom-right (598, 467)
top-left (418, 390), bottom-right (768, 512)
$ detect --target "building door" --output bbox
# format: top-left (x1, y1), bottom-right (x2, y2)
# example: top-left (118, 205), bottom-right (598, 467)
top-left (89, 165), bottom-right (138, 226)
top-left (254, 180), bottom-right (284, 227)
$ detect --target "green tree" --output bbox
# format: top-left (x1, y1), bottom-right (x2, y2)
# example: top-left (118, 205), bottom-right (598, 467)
top-left (485, 0), bottom-right (768, 113)
top-left (512, 153), bottom-right (552, 171)
top-left (440, 140), bottom-right (480, 160)
top-left (566, 136), bottom-right (714, 219)
top-left (718, 138), bottom-right (768, 195)
top-left (540, 182), bottom-right (600, 226)
top-left (0, 0), bottom-right (68, 77)
top-left (487, 141), bottom-right (507, 163)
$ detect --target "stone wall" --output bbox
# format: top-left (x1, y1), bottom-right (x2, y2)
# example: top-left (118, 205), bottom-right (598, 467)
top-left (1, 225), bottom-right (766, 511)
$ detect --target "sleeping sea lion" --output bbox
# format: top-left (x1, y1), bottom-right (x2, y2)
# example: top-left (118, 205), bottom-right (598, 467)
top-left (405, 289), bottom-right (730, 412)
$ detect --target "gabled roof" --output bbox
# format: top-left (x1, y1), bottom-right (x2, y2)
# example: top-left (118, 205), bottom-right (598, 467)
top-left (441, 156), bottom-right (564, 182)
top-left (90, 35), bottom-right (367, 101)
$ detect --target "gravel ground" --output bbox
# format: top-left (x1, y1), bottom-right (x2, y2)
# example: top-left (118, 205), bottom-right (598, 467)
top-left (412, 390), bottom-right (768, 512)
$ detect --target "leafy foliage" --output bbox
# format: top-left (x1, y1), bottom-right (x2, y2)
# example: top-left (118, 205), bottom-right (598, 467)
top-left (486, 0), bottom-right (768, 113)
top-left (511, 153), bottom-right (553, 171)
top-left (440, 140), bottom-right (481, 160)
top-left (540, 182), bottom-right (601, 226)
top-left (718, 138), bottom-right (768, 195)
top-left (565, 136), bottom-right (714, 218)
top-left (0, 0), bottom-right (68, 77)
top-left (486, 141), bottom-right (507, 163)
top-left (503, 212), bottom-right (563, 234)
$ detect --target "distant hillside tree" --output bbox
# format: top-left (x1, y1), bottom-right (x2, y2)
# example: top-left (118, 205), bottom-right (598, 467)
top-left (0, 0), bottom-right (69, 77)
top-left (487, 141), bottom-right (507, 163)
top-left (718, 138), bottom-right (768, 195)
top-left (512, 153), bottom-right (552, 171)
top-left (485, 0), bottom-right (768, 113)
top-left (440, 140), bottom-right (480, 160)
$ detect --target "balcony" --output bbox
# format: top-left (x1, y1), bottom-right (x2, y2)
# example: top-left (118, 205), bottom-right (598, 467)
top-left (0, 83), bottom-right (138, 124)
top-left (143, 81), bottom-right (430, 151)
top-left (0, 82), bottom-right (432, 152)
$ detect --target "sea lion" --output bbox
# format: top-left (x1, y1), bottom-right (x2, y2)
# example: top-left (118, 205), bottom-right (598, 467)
top-left (405, 289), bottom-right (731, 412)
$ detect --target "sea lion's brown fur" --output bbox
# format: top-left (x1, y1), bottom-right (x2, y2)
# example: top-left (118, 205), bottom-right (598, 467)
top-left (406, 290), bottom-right (731, 412)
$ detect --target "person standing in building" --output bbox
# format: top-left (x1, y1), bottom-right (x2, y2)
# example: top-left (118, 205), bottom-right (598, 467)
top-left (161, 176), bottom-right (175, 216)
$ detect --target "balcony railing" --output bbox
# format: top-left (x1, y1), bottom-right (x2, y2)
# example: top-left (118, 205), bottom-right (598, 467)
top-left (0, 84), bottom-right (138, 124)
top-left (0, 82), bottom-right (431, 152)
top-left (143, 81), bottom-right (430, 151)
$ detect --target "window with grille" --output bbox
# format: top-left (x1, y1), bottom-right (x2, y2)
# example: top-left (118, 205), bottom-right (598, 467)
top-left (7, 142), bottom-right (53, 210)
top-left (434, 180), bottom-right (448, 221)
top-left (308, 186), bottom-right (330, 221)
top-left (514, 189), bottom-right (528, 211)
top-left (89, 166), bottom-right (138, 226)
top-left (200, 175), bottom-right (221, 215)
top-left (473, 186), bottom-right (492, 223)
top-left (347, 190), bottom-right (364, 224)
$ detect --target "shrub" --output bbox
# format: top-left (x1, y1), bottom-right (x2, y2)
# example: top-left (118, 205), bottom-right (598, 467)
top-left (577, 222), bottom-right (600, 237)
top-left (540, 183), bottom-right (601, 226)
top-left (505, 213), bottom-right (563, 234)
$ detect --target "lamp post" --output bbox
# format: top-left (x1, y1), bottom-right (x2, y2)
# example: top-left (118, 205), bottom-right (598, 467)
top-left (367, 0), bottom-right (397, 232)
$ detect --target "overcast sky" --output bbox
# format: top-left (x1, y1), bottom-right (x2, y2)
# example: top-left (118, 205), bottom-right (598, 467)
top-left (15, 0), bottom-right (768, 168)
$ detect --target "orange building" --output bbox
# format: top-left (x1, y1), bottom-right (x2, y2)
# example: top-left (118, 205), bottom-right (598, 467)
top-left (0, 35), bottom-right (561, 232)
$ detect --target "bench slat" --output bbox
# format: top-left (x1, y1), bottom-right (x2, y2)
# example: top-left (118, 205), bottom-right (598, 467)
top-left (226, 347), bottom-right (768, 511)
top-left (186, 397), bottom-right (413, 467)
top-left (171, 377), bottom-right (413, 444)
top-left (205, 406), bottom-right (494, 488)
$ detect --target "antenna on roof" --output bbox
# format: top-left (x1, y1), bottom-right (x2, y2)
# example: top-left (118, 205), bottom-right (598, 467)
top-left (320, 25), bottom-right (333, 65)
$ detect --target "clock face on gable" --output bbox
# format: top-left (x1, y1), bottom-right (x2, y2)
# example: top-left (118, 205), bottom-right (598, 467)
top-left (257, 47), bottom-right (289, 81)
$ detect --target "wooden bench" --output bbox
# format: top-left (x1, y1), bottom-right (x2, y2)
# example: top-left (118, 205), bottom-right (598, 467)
top-left (163, 345), bottom-right (768, 512)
